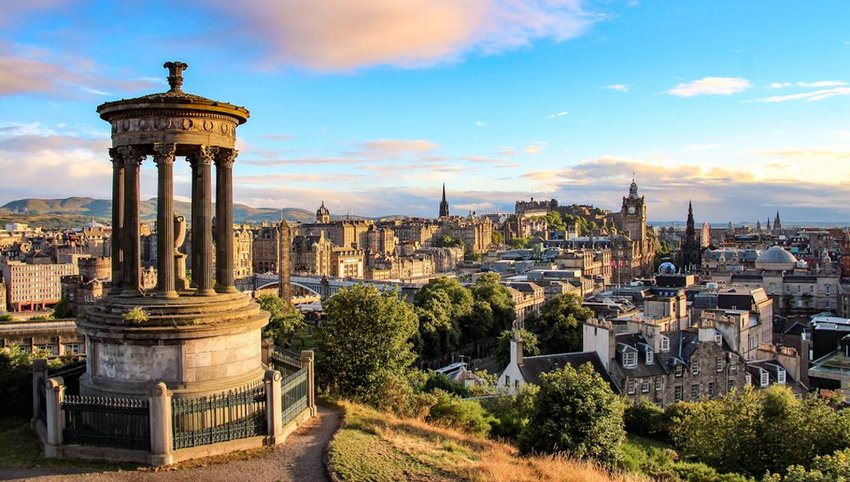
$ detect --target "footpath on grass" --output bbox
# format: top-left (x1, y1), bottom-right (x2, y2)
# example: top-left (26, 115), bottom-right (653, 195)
top-left (0, 405), bottom-right (340, 482)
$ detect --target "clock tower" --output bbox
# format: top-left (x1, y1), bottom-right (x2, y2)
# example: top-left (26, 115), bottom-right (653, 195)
top-left (621, 179), bottom-right (646, 240)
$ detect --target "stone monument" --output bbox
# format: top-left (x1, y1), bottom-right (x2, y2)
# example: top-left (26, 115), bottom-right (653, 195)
top-left (78, 61), bottom-right (269, 398)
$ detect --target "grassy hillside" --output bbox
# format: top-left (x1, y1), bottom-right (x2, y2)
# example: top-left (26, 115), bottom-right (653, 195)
top-left (328, 401), bottom-right (645, 482)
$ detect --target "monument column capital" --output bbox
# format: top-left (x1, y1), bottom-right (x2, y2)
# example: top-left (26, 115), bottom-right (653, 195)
top-left (214, 148), bottom-right (238, 169)
top-left (153, 143), bottom-right (177, 164)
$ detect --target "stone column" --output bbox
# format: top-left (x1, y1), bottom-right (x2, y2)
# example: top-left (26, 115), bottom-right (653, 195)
top-left (301, 350), bottom-right (316, 416)
top-left (119, 146), bottom-right (144, 296)
top-left (148, 382), bottom-right (174, 466)
top-left (215, 149), bottom-right (238, 293)
top-left (154, 143), bottom-right (178, 298)
top-left (109, 148), bottom-right (124, 294)
top-left (264, 369), bottom-right (284, 444)
top-left (44, 377), bottom-right (65, 458)
top-left (190, 146), bottom-right (216, 296)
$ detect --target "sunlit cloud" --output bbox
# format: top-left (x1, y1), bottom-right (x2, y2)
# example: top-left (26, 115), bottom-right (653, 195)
top-left (667, 77), bottom-right (751, 97)
top-left (545, 111), bottom-right (568, 119)
top-left (603, 84), bottom-right (629, 92)
top-left (202, 0), bottom-right (599, 71)
top-left (797, 80), bottom-right (846, 88)
top-left (524, 142), bottom-right (546, 155)
top-left (767, 82), bottom-right (791, 89)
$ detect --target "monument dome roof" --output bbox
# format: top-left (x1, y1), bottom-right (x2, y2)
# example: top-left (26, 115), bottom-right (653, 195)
top-left (756, 245), bottom-right (797, 267)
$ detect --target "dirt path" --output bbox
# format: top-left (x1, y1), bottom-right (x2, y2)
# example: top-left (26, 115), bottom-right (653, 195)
top-left (0, 405), bottom-right (340, 482)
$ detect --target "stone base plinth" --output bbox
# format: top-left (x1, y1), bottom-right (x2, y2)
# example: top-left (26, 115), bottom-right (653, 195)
top-left (77, 291), bottom-right (269, 399)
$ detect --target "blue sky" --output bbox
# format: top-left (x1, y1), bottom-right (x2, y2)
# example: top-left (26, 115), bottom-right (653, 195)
top-left (1, 0), bottom-right (849, 223)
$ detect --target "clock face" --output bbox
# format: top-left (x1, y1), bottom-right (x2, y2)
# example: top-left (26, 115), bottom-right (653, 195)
top-left (628, 206), bottom-right (636, 214)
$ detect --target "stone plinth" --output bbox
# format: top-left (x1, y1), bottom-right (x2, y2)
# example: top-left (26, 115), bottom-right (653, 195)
top-left (78, 292), bottom-right (268, 398)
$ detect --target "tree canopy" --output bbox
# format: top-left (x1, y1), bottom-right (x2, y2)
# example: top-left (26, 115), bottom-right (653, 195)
top-left (519, 362), bottom-right (625, 468)
top-left (316, 284), bottom-right (419, 404)
top-left (670, 385), bottom-right (850, 477)
top-left (257, 293), bottom-right (305, 346)
top-left (527, 293), bottom-right (593, 353)
top-left (495, 328), bottom-right (539, 369)
top-left (468, 273), bottom-right (516, 339)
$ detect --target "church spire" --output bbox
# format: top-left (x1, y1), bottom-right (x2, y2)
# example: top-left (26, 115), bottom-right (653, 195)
top-left (439, 183), bottom-right (450, 218)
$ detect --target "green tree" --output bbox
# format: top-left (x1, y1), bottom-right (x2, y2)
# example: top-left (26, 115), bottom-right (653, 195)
top-left (0, 314), bottom-right (13, 321)
top-left (316, 285), bottom-right (419, 405)
top-left (519, 362), bottom-right (625, 467)
top-left (413, 278), bottom-right (473, 361)
top-left (545, 211), bottom-right (565, 231)
top-left (257, 294), bottom-right (305, 345)
top-left (495, 328), bottom-right (540, 368)
top-left (767, 448), bottom-right (850, 482)
top-left (434, 234), bottom-right (464, 249)
top-left (527, 293), bottom-right (593, 353)
top-left (468, 273), bottom-right (515, 338)
top-left (671, 385), bottom-right (850, 477)
top-left (491, 231), bottom-right (504, 246)
top-left (52, 297), bottom-right (73, 319)
top-left (486, 384), bottom-right (539, 440)
top-left (507, 237), bottom-right (530, 249)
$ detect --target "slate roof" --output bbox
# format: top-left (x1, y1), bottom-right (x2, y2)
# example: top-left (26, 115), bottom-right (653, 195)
top-left (519, 351), bottom-right (619, 393)
top-left (747, 360), bottom-right (808, 395)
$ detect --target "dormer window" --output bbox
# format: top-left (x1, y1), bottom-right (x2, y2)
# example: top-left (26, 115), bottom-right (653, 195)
top-left (760, 369), bottom-right (769, 387)
top-left (660, 335), bottom-right (670, 352)
top-left (646, 348), bottom-right (654, 365)
top-left (777, 368), bottom-right (786, 385)
top-left (623, 351), bottom-right (637, 368)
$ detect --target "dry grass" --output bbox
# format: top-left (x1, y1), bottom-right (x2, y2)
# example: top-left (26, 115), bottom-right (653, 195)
top-left (328, 401), bottom-right (646, 482)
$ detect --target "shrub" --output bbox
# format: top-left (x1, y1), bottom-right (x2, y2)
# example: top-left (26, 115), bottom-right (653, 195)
top-left (625, 400), bottom-right (666, 437)
top-left (422, 371), bottom-right (470, 398)
top-left (426, 390), bottom-right (494, 437)
top-left (123, 306), bottom-right (149, 324)
top-left (485, 384), bottom-right (539, 441)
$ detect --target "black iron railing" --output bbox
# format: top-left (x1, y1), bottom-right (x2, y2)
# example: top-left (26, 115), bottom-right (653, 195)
top-left (281, 367), bottom-right (308, 426)
top-left (171, 380), bottom-right (267, 449)
top-left (271, 348), bottom-right (302, 376)
top-left (49, 360), bottom-right (87, 395)
top-left (63, 395), bottom-right (150, 450)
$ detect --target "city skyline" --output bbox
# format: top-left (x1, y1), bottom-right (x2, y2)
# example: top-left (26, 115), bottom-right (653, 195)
top-left (1, 1), bottom-right (850, 222)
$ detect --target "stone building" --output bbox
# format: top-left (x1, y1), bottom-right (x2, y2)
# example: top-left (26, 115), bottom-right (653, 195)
top-left (0, 319), bottom-right (85, 356)
top-left (609, 180), bottom-right (659, 282)
top-left (291, 233), bottom-right (332, 276)
top-left (583, 318), bottom-right (748, 406)
top-left (438, 215), bottom-right (493, 254)
top-left (331, 247), bottom-right (364, 278)
top-left (1, 259), bottom-right (78, 311)
top-left (503, 281), bottom-right (545, 323)
top-left (231, 225), bottom-right (253, 280)
top-left (439, 183), bottom-right (449, 218)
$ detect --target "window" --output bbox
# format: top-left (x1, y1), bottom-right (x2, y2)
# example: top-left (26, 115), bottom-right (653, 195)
top-left (627, 379), bottom-right (636, 395)
top-left (777, 368), bottom-right (786, 385)
top-left (708, 382), bottom-right (715, 397)
top-left (715, 334), bottom-right (722, 346)
top-left (642, 380), bottom-right (651, 393)
top-left (674, 385), bottom-right (684, 402)
top-left (660, 335), bottom-right (670, 352)
top-left (760, 369), bottom-right (769, 387)
top-left (716, 358), bottom-right (724, 372)
top-left (691, 384), bottom-right (700, 400)
top-left (827, 285), bottom-right (831, 294)
top-left (655, 377), bottom-right (663, 392)
top-left (505, 375), bottom-right (510, 386)
top-left (623, 351), bottom-right (637, 368)
top-left (645, 349), bottom-right (654, 365)
top-left (810, 285), bottom-right (814, 293)
top-left (691, 362), bottom-right (699, 375)
top-left (675, 364), bottom-right (683, 377)
top-left (729, 379), bottom-right (737, 391)
top-left (515, 380), bottom-right (520, 390)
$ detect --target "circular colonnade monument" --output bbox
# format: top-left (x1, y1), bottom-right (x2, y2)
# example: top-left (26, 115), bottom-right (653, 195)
top-left (78, 61), bottom-right (269, 398)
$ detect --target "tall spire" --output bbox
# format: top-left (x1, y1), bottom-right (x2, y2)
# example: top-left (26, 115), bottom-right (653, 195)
top-left (774, 210), bottom-right (781, 230)
top-left (439, 183), bottom-right (450, 218)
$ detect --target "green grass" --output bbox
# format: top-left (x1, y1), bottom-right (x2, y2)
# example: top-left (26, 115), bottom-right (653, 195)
top-left (0, 417), bottom-right (139, 471)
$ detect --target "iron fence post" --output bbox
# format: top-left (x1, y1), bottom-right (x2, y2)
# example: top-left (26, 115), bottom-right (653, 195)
top-left (148, 382), bottom-right (174, 466)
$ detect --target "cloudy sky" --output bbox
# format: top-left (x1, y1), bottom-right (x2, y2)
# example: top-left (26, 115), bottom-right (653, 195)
top-left (1, 1), bottom-right (849, 223)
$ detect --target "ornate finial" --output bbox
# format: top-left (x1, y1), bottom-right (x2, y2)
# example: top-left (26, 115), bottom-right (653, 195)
top-left (163, 61), bottom-right (188, 92)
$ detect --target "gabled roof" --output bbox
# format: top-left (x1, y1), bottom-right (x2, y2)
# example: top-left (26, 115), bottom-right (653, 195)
top-left (519, 351), bottom-right (618, 393)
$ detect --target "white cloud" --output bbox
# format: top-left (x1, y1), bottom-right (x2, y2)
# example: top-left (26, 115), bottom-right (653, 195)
top-left (604, 84), bottom-right (629, 92)
top-left (667, 77), bottom-right (751, 97)
top-left (524, 142), bottom-right (546, 155)
top-left (797, 80), bottom-right (846, 88)
top-left (751, 87), bottom-right (850, 103)
top-left (768, 82), bottom-right (791, 89)
top-left (545, 111), bottom-right (568, 119)
top-left (474, 120), bottom-right (486, 127)
top-left (203, 0), bottom-right (599, 70)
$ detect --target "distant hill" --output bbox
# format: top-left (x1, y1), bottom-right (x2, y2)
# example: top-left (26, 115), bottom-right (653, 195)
top-left (0, 197), bottom-right (372, 226)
